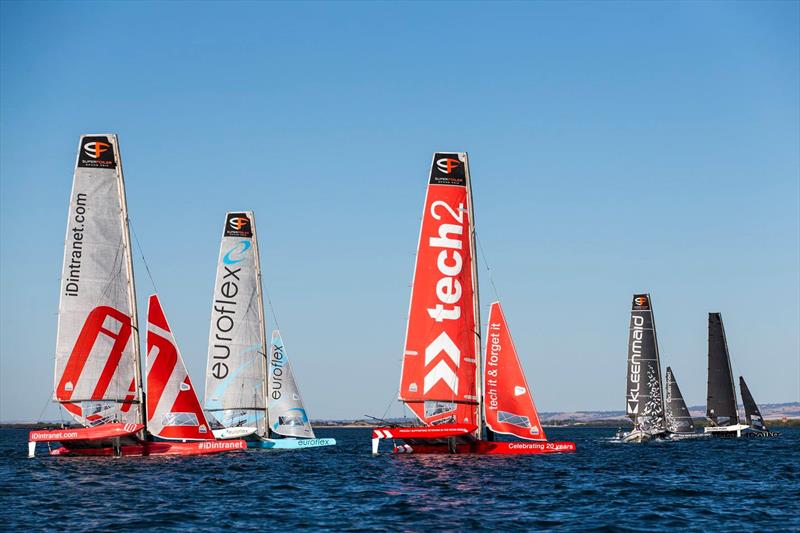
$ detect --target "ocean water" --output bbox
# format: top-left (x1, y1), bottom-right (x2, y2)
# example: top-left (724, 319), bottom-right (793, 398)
top-left (1, 427), bottom-right (798, 531)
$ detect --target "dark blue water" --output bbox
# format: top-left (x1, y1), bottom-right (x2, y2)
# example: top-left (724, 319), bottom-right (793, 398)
top-left (1, 427), bottom-right (798, 531)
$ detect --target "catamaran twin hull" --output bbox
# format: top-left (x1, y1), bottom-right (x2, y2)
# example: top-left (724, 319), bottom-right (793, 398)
top-left (371, 425), bottom-right (576, 455)
top-left (246, 437), bottom-right (337, 450)
top-left (703, 425), bottom-right (781, 438)
top-left (28, 423), bottom-right (247, 457)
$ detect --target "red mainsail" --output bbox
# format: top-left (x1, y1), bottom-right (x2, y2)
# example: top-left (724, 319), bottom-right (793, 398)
top-left (483, 302), bottom-right (546, 441)
top-left (399, 153), bottom-right (480, 427)
top-left (146, 295), bottom-right (213, 440)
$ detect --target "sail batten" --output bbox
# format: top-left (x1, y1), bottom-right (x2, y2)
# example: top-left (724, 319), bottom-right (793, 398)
top-left (624, 294), bottom-right (665, 432)
top-left (53, 135), bottom-right (141, 427)
top-left (204, 212), bottom-right (268, 436)
top-left (483, 302), bottom-right (546, 441)
top-left (706, 313), bottom-right (739, 426)
top-left (665, 366), bottom-right (695, 434)
top-left (399, 153), bottom-right (480, 428)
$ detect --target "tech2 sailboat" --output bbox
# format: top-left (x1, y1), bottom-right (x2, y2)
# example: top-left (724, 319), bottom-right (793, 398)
top-left (29, 134), bottom-right (246, 457)
top-left (203, 212), bottom-right (335, 449)
top-left (371, 153), bottom-right (575, 455)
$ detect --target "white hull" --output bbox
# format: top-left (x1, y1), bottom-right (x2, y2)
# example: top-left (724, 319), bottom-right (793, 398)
top-left (213, 427), bottom-right (258, 440)
top-left (704, 423), bottom-right (751, 437)
top-left (621, 429), bottom-right (666, 443)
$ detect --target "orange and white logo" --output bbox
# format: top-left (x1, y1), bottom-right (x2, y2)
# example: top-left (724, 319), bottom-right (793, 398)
top-left (228, 217), bottom-right (249, 231)
top-left (436, 158), bottom-right (460, 174)
top-left (83, 141), bottom-right (111, 159)
top-left (635, 296), bottom-right (648, 306)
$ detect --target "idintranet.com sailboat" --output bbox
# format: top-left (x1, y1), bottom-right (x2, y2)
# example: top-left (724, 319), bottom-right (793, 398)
top-left (203, 211), bottom-right (334, 450)
top-left (29, 135), bottom-right (246, 457)
top-left (371, 152), bottom-right (575, 455)
top-left (705, 313), bottom-right (780, 438)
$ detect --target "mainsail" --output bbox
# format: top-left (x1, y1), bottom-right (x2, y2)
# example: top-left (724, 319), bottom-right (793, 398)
top-left (267, 331), bottom-right (315, 439)
top-left (399, 153), bottom-right (481, 428)
top-left (146, 295), bottom-right (212, 440)
top-left (706, 313), bottom-right (739, 426)
top-left (739, 376), bottom-right (767, 431)
top-left (483, 302), bottom-right (546, 441)
top-left (624, 294), bottom-right (665, 432)
top-left (204, 212), bottom-right (268, 436)
top-left (53, 134), bottom-right (142, 426)
top-left (664, 366), bottom-right (694, 434)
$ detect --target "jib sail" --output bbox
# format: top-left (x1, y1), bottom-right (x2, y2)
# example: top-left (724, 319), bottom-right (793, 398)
top-left (146, 295), bottom-right (212, 440)
top-left (665, 366), bottom-right (694, 434)
top-left (739, 376), bottom-right (767, 431)
top-left (266, 331), bottom-right (315, 439)
top-left (625, 294), bottom-right (665, 432)
top-left (204, 212), bottom-right (268, 436)
top-left (398, 153), bottom-right (481, 429)
top-left (483, 302), bottom-right (546, 441)
top-left (706, 313), bottom-right (739, 426)
top-left (53, 134), bottom-right (142, 426)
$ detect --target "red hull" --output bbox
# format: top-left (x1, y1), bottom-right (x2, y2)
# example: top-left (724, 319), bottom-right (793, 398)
top-left (50, 439), bottom-right (247, 456)
top-left (30, 423), bottom-right (144, 443)
top-left (397, 440), bottom-right (576, 455)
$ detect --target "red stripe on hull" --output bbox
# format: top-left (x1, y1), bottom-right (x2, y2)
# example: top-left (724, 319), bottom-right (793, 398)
top-left (396, 440), bottom-right (576, 455)
top-left (50, 439), bottom-right (247, 456)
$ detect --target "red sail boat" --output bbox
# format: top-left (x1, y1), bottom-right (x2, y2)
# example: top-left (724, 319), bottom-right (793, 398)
top-left (372, 153), bottom-right (575, 455)
top-left (28, 135), bottom-right (245, 457)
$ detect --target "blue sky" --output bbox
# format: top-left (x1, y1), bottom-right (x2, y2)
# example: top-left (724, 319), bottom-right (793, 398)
top-left (1, 1), bottom-right (798, 421)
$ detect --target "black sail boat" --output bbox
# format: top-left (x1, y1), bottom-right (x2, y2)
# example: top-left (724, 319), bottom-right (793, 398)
top-left (664, 366), bottom-right (695, 437)
top-left (622, 294), bottom-right (666, 443)
top-left (739, 376), bottom-right (780, 436)
top-left (704, 313), bottom-right (750, 437)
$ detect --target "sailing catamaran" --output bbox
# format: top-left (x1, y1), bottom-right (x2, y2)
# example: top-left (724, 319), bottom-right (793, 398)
top-left (371, 152), bottom-right (575, 455)
top-left (705, 313), bottom-right (779, 437)
top-left (621, 294), bottom-right (667, 443)
top-left (29, 134), bottom-right (246, 457)
top-left (664, 366), bottom-right (697, 438)
top-left (203, 211), bottom-right (335, 449)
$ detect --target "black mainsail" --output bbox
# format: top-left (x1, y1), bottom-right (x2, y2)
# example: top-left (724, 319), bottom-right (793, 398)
top-left (665, 366), bottom-right (694, 434)
top-left (706, 313), bottom-right (739, 426)
top-left (739, 376), bottom-right (767, 431)
top-left (625, 294), bottom-right (665, 433)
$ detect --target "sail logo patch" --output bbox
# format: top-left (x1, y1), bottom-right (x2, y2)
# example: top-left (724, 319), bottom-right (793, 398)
top-left (429, 152), bottom-right (467, 186)
top-left (633, 295), bottom-right (650, 310)
top-left (436, 158), bottom-right (460, 174)
top-left (514, 386), bottom-right (526, 396)
top-left (77, 136), bottom-right (117, 169)
top-left (224, 213), bottom-right (253, 238)
top-left (223, 240), bottom-right (251, 265)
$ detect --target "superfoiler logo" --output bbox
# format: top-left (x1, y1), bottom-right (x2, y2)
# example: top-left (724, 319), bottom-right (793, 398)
top-left (229, 217), bottom-right (248, 231)
top-left (83, 141), bottom-right (110, 159)
top-left (436, 158), bottom-right (460, 174)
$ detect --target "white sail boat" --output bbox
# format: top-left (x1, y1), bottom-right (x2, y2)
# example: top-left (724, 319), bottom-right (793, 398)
top-left (203, 211), bottom-right (334, 449)
top-left (28, 134), bottom-right (246, 457)
top-left (371, 152), bottom-right (575, 455)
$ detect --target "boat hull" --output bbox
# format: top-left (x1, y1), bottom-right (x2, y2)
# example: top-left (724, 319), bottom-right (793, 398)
top-left (704, 425), bottom-right (780, 438)
top-left (49, 439), bottom-right (248, 456)
top-left (247, 437), bottom-right (336, 449)
top-left (394, 439), bottom-right (576, 455)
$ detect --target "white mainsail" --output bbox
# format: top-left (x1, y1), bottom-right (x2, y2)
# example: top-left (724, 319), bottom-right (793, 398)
top-left (267, 330), bottom-right (315, 439)
top-left (53, 134), bottom-right (142, 427)
top-left (204, 211), bottom-right (268, 436)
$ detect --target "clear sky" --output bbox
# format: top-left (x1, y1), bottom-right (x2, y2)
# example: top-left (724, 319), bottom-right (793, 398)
top-left (1, 1), bottom-right (798, 422)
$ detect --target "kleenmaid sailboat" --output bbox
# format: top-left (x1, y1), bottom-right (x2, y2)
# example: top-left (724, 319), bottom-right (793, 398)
top-left (29, 134), bottom-right (246, 457)
top-left (664, 366), bottom-right (697, 438)
top-left (622, 294), bottom-right (667, 443)
top-left (371, 152), bottom-right (575, 455)
top-left (203, 211), bottom-right (334, 449)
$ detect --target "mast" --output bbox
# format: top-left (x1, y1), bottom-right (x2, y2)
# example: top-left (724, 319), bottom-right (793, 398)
top-left (114, 135), bottom-right (145, 430)
top-left (464, 153), bottom-right (483, 438)
top-left (250, 212), bottom-right (270, 437)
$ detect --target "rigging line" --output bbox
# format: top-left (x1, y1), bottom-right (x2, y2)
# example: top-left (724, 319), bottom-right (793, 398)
top-left (35, 395), bottom-right (51, 424)
top-left (129, 219), bottom-right (158, 294)
top-left (264, 287), bottom-right (281, 332)
top-left (475, 232), bottom-right (501, 303)
top-left (380, 390), bottom-right (399, 423)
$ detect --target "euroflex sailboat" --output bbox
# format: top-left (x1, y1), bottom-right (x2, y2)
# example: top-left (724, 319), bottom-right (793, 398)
top-left (203, 212), bottom-right (334, 449)
top-left (705, 313), bottom-right (779, 438)
top-left (622, 294), bottom-right (667, 443)
top-left (29, 134), bottom-right (246, 457)
top-left (371, 152), bottom-right (575, 455)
